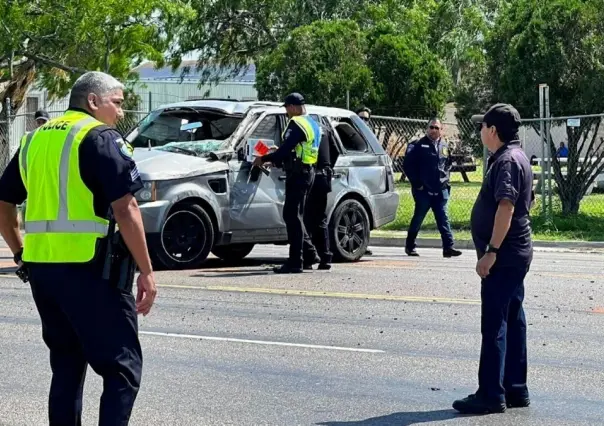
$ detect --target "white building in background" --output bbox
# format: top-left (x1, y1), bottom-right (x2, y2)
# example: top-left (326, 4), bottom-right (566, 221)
top-left (7, 61), bottom-right (258, 153)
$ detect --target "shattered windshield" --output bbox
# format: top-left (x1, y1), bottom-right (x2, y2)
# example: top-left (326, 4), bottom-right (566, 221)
top-left (157, 140), bottom-right (227, 157)
top-left (129, 107), bottom-right (243, 156)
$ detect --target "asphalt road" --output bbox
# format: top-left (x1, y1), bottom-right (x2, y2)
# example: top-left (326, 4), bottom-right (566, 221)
top-left (0, 243), bottom-right (603, 425)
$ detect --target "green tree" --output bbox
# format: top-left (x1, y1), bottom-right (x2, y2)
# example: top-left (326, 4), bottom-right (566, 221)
top-left (367, 32), bottom-right (451, 117)
top-left (431, 0), bottom-right (503, 88)
top-left (255, 20), bottom-right (374, 108)
top-left (0, 0), bottom-right (190, 168)
top-left (483, 0), bottom-right (604, 214)
top-left (175, 0), bottom-right (376, 84)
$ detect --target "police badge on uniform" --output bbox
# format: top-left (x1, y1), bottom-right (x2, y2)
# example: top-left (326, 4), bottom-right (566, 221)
top-left (115, 137), bottom-right (134, 158)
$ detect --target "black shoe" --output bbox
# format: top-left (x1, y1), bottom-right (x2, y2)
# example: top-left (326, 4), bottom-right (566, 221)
top-left (443, 248), bottom-right (462, 258)
top-left (506, 394), bottom-right (530, 408)
top-left (303, 255), bottom-right (321, 270)
top-left (452, 393), bottom-right (506, 414)
top-left (318, 263), bottom-right (331, 271)
top-left (405, 248), bottom-right (419, 257)
top-left (273, 265), bottom-right (303, 274)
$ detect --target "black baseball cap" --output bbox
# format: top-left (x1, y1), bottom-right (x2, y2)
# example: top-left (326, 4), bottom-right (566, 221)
top-left (471, 103), bottom-right (521, 134)
top-left (34, 110), bottom-right (50, 122)
top-left (282, 93), bottom-right (305, 106)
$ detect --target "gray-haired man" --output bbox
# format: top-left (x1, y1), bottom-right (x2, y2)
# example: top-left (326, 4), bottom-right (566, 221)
top-left (0, 71), bottom-right (156, 425)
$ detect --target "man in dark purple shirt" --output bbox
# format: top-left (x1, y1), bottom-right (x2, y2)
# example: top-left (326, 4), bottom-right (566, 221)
top-left (453, 103), bottom-right (534, 415)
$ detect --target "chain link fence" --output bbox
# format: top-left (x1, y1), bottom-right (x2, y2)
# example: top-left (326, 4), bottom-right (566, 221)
top-left (368, 113), bottom-right (604, 240)
top-left (1, 100), bottom-right (604, 240)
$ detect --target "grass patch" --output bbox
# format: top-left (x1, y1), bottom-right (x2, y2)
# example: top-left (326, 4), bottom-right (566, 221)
top-left (387, 165), bottom-right (604, 241)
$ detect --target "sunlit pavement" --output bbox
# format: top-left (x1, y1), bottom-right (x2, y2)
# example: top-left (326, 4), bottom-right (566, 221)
top-left (1, 244), bottom-right (603, 425)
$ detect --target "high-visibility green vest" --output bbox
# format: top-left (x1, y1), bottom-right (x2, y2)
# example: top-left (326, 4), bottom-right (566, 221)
top-left (18, 110), bottom-right (110, 263)
top-left (284, 115), bottom-right (321, 165)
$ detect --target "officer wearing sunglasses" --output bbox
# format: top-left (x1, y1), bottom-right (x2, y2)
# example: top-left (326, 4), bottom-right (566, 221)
top-left (402, 118), bottom-right (462, 257)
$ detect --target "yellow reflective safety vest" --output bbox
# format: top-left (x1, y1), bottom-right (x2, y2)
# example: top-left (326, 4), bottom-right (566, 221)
top-left (18, 110), bottom-right (110, 263)
top-left (283, 115), bottom-right (321, 165)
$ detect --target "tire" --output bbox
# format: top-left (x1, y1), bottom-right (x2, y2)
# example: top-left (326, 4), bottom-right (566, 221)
top-left (153, 204), bottom-right (215, 270)
top-left (211, 244), bottom-right (255, 263)
top-left (329, 199), bottom-right (370, 262)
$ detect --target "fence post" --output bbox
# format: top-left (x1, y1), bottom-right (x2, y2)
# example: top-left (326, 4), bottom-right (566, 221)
top-left (539, 84), bottom-right (546, 216)
top-left (544, 85), bottom-right (552, 222)
top-left (482, 145), bottom-right (488, 179)
top-left (346, 90), bottom-right (350, 111)
top-left (148, 91), bottom-right (152, 112)
top-left (5, 97), bottom-right (11, 158)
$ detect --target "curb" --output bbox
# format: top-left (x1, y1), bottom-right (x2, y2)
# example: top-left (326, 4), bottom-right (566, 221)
top-left (369, 235), bottom-right (604, 252)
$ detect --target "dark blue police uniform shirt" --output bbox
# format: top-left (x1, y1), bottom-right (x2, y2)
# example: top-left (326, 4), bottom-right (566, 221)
top-left (262, 118), bottom-right (306, 165)
top-left (402, 135), bottom-right (451, 194)
top-left (470, 141), bottom-right (534, 266)
top-left (0, 111), bottom-right (143, 218)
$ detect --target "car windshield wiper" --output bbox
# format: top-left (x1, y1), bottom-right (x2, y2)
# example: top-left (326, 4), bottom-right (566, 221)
top-left (162, 145), bottom-right (198, 156)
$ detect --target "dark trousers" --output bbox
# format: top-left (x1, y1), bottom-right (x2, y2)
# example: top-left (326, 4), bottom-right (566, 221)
top-left (28, 263), bottom-right (142, 426)
top-left (478, 264), bottom-right (530, 403)
top-left (406, 189), bottom-right (454, 250)
top-left (303, 173), bottom-right (332, 264)
top-left (283, 168), bottom-right (315, 269)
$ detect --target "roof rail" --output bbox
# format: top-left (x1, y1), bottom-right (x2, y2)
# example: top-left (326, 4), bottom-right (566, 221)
top-left (184, 97), bottom-right (241, 102)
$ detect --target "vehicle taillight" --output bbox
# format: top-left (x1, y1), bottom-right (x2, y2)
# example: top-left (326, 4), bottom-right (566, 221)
top-left (385, 155), bottom-right (395, 191)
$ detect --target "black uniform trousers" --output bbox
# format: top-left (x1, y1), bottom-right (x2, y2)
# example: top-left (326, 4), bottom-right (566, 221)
top-left (478, 263), bottom-right (530, 403)
top-left (303, 171), bottom-right (332, 264)
top-left (28, 261), bottom-right (142, 426)
top-left (406, 188), bottom-right (454, 250)
top-left (283, 167), bottom-right (316, 269)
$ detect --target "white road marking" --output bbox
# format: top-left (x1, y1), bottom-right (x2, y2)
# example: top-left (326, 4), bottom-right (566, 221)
top-left (140, 331), bottom-right (385, 354)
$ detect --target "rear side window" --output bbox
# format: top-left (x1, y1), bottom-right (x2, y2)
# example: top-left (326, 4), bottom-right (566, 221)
top-left (333, 118), bottom-right (369, 153)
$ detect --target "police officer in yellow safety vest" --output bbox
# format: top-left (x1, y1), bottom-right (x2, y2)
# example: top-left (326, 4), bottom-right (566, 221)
top-left (0, 71), bottom-right (157, 425)
top-left (253, 93), bottom-right (321, 273)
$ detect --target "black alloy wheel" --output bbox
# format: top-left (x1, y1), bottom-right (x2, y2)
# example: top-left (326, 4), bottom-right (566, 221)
top-left (154, 204), bottom-right (214, 270)
top-left (330, 199), bottom-right (370, 262)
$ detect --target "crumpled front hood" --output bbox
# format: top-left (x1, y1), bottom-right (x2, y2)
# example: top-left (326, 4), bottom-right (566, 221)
top-left (133, 148), bottom-right (229, 181)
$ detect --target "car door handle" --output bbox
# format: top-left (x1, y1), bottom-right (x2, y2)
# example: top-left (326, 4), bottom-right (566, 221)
top-left (351, 159), bottom-right (376, 166)
top-left (333, 173), bottom-right (343, 178)
top-left (279, 175), bottom-right (287, 181)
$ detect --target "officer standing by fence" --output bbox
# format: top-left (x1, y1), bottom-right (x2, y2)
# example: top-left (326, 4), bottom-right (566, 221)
top-left (34, 110), bottom-right (50, 128)
top-left (402, 118), bottom-right (462, 258)
top-left (302, 121), bottom-right (337, 270)
top-left (253, 93), bottom-right (321, 274)
top-left (453, 103), bottom-right (533, 414)
top-left (0, 71), bottom-right (157, 425)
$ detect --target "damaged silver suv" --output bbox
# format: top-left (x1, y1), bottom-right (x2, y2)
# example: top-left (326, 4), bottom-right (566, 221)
top-left (125, 100), bottom-right (399, 270)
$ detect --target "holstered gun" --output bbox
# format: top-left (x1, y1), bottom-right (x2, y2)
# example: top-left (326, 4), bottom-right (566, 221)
top-left (102, 210), bottom-right (137, 292)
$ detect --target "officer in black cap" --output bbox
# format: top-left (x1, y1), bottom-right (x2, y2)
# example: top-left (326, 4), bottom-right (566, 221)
top-left (34, 110), bottom-right (50, 128)
top-left (254, 92), bottom-right (321, 273)
top-left (453, 103), bottom-right (533, 414)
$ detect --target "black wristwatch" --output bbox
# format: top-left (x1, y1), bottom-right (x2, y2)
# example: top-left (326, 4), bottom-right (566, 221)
top-left (486, 244), bottom-right (499, 254)
top-left (13, 249), bottom-right (23, 265)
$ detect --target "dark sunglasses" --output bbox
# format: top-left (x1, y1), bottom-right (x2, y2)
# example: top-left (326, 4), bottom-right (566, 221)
top-left (429, 125), bottom-right (440, 130)
top-left (474, 122), bottom-right (485, 135)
